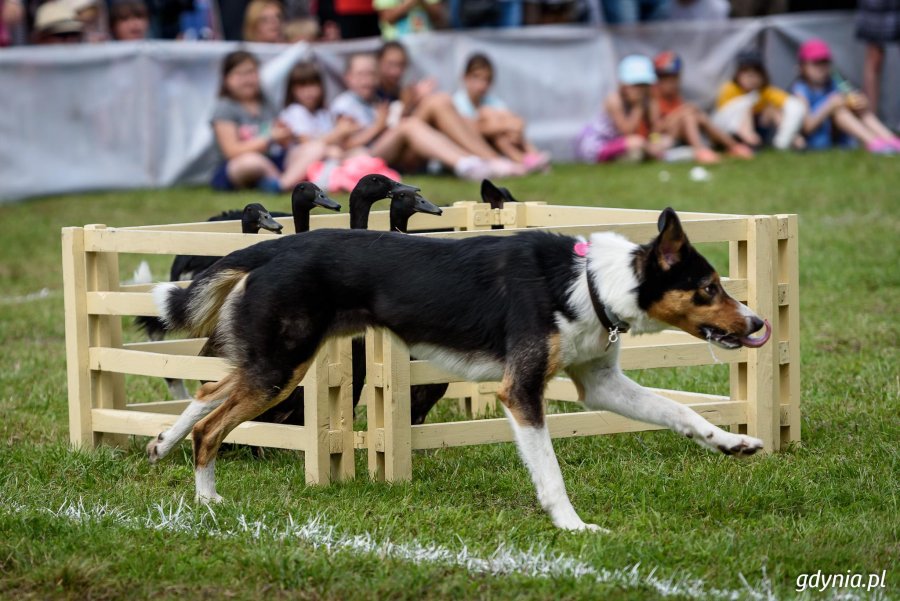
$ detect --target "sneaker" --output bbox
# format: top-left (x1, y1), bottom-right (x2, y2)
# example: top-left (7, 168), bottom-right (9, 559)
top-left (454, 156), bottom-right (492, 181)
top-left (867, 139), bottom-right (898, 155)
top-left (885, 137), bottom-right (900, 152)
top-left (727, 143), bottom-right (754, 160)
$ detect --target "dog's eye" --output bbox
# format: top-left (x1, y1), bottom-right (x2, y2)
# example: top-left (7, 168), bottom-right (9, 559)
top-left (704, 284), bottom-right (717, 296)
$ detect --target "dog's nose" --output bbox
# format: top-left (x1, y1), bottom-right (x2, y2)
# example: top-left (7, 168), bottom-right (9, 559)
top-left (747, 315), bottom-right (764, 334)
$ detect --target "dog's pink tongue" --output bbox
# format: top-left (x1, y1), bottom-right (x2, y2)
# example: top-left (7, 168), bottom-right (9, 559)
top-left (739, 319), bottom-right (771, 348)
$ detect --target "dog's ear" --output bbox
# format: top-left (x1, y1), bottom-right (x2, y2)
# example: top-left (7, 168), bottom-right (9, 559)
top-left (655, 207), bottom-right (687, 270)
top-left (480, 179), bottom-right (506, 210)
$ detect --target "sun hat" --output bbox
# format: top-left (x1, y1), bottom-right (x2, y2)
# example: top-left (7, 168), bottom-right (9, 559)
top-left (798, 38), bottom-right (832, 62)
top-left (653, 51), bottom-right (683, 76)
top-left (34, 1), bottom-right (84, 35)
top-left (618, 55), bottom-right (657, 85)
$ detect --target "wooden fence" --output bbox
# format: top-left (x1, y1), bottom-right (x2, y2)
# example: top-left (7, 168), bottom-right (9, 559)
top-left (62, 202), bottom-right (800, 484)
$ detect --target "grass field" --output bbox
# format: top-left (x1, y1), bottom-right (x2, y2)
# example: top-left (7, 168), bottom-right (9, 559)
top-left (0, 153), bottom-right (897, 600)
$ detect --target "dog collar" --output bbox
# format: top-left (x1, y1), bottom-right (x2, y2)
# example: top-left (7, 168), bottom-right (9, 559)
top-left (576, 241), bottom-right (630, 348)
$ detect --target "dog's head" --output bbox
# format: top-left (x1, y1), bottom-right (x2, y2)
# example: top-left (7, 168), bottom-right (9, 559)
top-left (634, 208), bottom-right (770, 349)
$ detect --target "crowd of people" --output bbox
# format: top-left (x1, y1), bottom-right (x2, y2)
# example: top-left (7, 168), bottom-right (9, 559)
top-left (0, 0), bottom-right (872, 46)
top-left (207, 35), bottom-right (898, 194)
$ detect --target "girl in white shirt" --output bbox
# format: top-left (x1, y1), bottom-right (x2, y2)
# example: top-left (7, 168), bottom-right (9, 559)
top-left (280, 62), bottom-right (354, 162)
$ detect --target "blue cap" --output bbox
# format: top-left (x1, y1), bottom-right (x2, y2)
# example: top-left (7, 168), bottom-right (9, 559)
top-left (618, 55), bottom-right (657, 85)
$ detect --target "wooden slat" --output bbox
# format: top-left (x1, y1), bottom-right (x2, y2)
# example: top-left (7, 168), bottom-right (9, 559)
top-left (410, 400), bottom-right (749, 450)
top-left (524, 204), bottom-right (746, 227)
top-left (88, 218), bottom-right (752, 256)
top-left (120, 206), bottom-right (471, 233)
top-left (124, 338), bottom-right (207, 355)
top-left (91, 408), bottom-right (310, 451)
top-left (544, 378), bottom-right (731, 405)
top-left (126, 400), bottom-right (191, 414)
top-left (87, 291), bottom-right (158, 316)
top-left (413, 218), bottom-right (751, 244)
top-left (90, 347), bottom-right (229, 380)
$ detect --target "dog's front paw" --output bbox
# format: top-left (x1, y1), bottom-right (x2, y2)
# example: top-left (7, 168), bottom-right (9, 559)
top-left (554, 518), bottom-right (610, 533)
top-left (146, 433), bottom-right (166, 464)
top-left (195, 492), bottom-right (224, 504)
top-left (703, 429), bottom-right (763, 456)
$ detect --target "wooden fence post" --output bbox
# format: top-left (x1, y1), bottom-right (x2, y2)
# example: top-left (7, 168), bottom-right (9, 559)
top-left (62, 227), bottom-right (94, 448)
top-left (367, 328), bottom-right (412, 482)
top-left (745, 216), bottom-right (780, 452)
top-left (777, 215), bottom-right (801, 449)
top-left (84, 225), bottom-right (128, 447)
top-left (304, 338), bottom-right (354, 484)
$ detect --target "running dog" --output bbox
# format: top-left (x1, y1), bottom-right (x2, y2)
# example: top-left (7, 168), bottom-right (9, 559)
top-left (150, 207), bottom-right (771, 531)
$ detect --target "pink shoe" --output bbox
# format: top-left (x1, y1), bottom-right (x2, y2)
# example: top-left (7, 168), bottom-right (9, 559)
top-left (522, 151), bottom-right (551, 173)
top-left (867, 139), bottom-right (898, 155)
top-left (488, 158), bottom-right (527, 178)
top-left (887, 137), bottom-right (900, 152)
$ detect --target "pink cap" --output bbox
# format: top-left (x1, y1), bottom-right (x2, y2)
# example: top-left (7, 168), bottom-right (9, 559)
top-left (798, 39), bottom-right (832, 62)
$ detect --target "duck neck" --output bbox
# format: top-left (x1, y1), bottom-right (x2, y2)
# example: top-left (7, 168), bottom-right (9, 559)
top-left (241, 220), bottom-right (259, 234)
top-left (292, 206), bottom-right (311, 233)
top-left (349, 194), bottom-right (374, 230)
top-left (389, 209), bottom-right (410, 233)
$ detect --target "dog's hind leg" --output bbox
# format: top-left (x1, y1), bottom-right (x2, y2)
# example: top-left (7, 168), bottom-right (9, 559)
top-left (569, 362), bottom-right (763, 456)
top-left (190, 356), bottom-right (317, 503)
top-left (498, 337), bottom-right (605, 532)
top-left (147, 375), bottom-right (234, 463)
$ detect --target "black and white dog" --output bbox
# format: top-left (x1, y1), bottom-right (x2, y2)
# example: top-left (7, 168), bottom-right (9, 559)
top-left (150, 207), bottom-right (771, 531)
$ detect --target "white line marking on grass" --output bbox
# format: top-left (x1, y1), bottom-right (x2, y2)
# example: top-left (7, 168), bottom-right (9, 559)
top-left (0, 496), bottom-right (886, 601)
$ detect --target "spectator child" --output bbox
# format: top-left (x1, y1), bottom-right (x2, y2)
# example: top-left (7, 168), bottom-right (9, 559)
top-left (575, 55), bottom-right (670, 163)
top-left (453, 53), bottom-right (550, 172)
top-left (32, 1), bottom-right (83, 44)
top-left (109, 0), bottom-right (149, 40)
top-left (791, 39), bottom-right (899, 154)
top-left (713, 50), bottom-right (806, 150)
top-left (653, 51), bottom-right (753, 162)
top-left (375, 42), bottom-right (521, 174)
top-left (280, 61), bottom-right (353, 163)
top-left (210, 51), bottom-right (316, 192)
top-left (332, 53), bottom-right (498, 180)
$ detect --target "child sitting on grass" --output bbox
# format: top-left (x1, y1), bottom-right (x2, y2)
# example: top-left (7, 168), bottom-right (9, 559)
top-left (790, 39), bottom-right (900, 154)
top-left (575, 54), bottom-right (670, 163)
top-left (331, 53), bottom-right (499, 181)
top-left (280, 61), bottom-right (354, 165)
top-left (453, 53), bottom-right (550, 173)
top-left (653, 50), bottom-right (753, 162)
top-left (713, 50), bottom-right (806, 151)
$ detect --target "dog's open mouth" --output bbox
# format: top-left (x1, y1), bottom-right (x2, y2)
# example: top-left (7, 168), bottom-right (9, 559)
top-left (701, 319), bottom-right (771, 349)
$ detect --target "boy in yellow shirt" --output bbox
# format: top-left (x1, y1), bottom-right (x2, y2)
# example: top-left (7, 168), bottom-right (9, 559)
top-left (713, 50), bottom-right (806, 150)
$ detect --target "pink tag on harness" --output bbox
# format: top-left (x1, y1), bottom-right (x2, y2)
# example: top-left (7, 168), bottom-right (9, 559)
top-left (573, 241), bottom-right (590, 257)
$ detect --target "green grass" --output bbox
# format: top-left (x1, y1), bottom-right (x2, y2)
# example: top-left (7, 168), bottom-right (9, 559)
top-left (0, 153), bottom-right (898, 600)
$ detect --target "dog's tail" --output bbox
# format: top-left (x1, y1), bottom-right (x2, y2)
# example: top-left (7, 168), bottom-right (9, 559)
top-left (130, 261), bottom-right (167, 341)
top-left (153, 268), bottom-right (248, 338)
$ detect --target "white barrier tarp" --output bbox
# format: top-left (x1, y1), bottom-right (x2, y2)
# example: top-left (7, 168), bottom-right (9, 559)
top-left (0, 11), bottom-right (895, 202)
